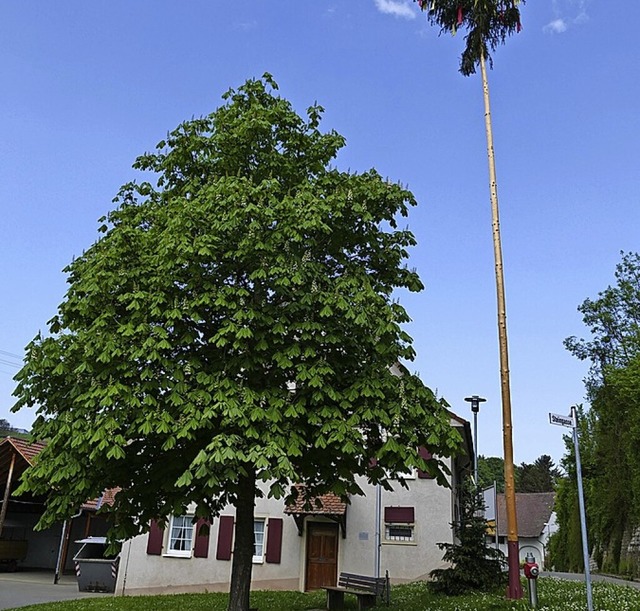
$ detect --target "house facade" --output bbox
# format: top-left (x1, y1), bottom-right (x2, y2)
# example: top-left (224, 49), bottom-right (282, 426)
top-left (114, 413), bottom-right (472, 596)
top-left (489, 491), bottom-right (556, 569)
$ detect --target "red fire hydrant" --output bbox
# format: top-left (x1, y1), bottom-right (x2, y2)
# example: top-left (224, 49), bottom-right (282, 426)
top-left (523, 552), bottom-right (539, 608)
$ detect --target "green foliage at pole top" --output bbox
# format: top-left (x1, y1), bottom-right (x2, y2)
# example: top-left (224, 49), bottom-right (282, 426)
top-left (12, 74), bottom-right (461, 541)
top-left (414, 0), bottom-right (526, 76)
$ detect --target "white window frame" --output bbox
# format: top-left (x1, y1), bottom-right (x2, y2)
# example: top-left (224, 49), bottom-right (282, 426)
top-left (164, 514), bottom-right (195, 558)
top-left (253, 518), bottom-right (266, 564)
top-left (395, 468), bottom-right (417, 481)
top-left (384, 521), bottom-right (415, 544)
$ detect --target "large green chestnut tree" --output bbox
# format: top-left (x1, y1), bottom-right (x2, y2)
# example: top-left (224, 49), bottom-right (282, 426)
top-left (13, 75), bottom-right (460, 611)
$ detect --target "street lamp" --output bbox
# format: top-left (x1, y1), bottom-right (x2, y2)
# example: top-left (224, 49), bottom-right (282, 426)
top-left (465, 395), bottom-right (486, 485)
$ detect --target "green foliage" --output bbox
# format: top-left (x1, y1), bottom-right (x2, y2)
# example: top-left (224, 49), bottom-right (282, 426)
top-left (0, 418), bottom-right (18, 434)
top-left (517, 454), bottom-right (561, 493)
top-left (478, 454), bottom-right (561, 493)
top-left (414, 0), bottom-right (526, 76)
top-left (0, 418), bottom-right (28, 439)
top-left (549, 475), bottom-right (585, 573)
top-left (430, 478), bottom-right (507, 595)
top-left (477, 455), bottom-right (505, 492)
top-left (12, 74), bottom-right (460, 538)
top-left (557, 253), bottom-right (640, 577)
top-left (565, 252), bottom-right (640, 390)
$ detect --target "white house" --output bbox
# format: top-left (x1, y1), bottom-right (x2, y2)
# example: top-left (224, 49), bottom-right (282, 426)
top-left (114, 412), bottom-right (473, 596)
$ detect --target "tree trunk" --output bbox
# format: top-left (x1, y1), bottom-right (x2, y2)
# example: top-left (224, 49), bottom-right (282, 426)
top-left (227, 469), bottom-right (256, 611)
top-left (479, 51), bottom-right (522, 600)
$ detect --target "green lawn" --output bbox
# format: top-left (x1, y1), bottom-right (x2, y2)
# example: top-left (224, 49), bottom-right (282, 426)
top-left (8, 578), bottom-right (640, 611)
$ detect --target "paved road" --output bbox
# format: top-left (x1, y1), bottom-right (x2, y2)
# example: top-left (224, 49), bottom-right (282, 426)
top-left (542, 571), bottom-right (640, 590)
top-left (0, 571), bottom-right (110, 610)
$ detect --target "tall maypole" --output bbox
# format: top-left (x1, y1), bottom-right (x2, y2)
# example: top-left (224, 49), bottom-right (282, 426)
top-left (415, 0), bottom-right (526, 598)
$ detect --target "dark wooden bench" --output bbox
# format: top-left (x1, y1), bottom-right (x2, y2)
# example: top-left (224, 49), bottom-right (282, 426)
top-left (324, 571), bottom-right (390, 610)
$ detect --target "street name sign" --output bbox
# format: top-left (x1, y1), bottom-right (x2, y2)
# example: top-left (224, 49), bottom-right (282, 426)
top-left (549, 413), bottom-right (574, 428)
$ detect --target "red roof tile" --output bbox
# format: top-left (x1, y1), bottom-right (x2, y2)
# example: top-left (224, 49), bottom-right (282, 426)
top-left (284, 485), bottom-right (347, 516)
top-left (81, 488), bottom-right (119, 511)
top-left (1, 437), bottom-right (46, 465)
top-left (0, 437), bottom-right (118, 514)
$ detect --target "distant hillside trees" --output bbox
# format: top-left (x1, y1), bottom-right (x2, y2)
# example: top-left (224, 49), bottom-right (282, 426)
top-left (477, 454), bottom-right (561, 493)
top-left (0, 418), bottom-right (23, 435)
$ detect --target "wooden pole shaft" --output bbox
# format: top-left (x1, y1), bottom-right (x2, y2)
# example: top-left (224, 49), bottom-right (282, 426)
top-left (479, 52), bottom-right (522, 600)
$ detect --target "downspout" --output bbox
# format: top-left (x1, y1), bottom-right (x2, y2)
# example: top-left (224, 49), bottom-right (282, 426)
top-left (374, 482), bottom-right (381, 579)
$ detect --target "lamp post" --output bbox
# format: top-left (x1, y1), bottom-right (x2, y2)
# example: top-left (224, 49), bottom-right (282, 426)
top-left (464, 395), bottom-right (486, 485)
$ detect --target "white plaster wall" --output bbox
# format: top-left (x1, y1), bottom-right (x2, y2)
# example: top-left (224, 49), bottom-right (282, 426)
top-left (116, 493), bottom-right (302, 596)
top-left (115, 451), bottom-right (464, 595)
top-left (341, 471), bottom-right (454, 583)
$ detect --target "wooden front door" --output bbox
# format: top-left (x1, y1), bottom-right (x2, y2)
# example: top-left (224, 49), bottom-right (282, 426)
top-left (305, 522), bottom-right (339, 590)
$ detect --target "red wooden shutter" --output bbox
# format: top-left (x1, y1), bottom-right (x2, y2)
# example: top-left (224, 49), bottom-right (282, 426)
top-left (146, 520), bottom-right (164, 555)
top-left (417, 447), bottom-right (434, 479)
top-left (384, 506), bottom-right (415, 523)
top-left (193, 519), bottom-right (210, 558)
top-left (265, 518), bottom-right (283, 564)
top-left (216, 515), bottom-right (234, 560)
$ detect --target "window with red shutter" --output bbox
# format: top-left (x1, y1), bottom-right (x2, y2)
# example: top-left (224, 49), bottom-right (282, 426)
top-left (383, 506), bottom-right (415, 543)
top-left (193, 518), bottom-right (210, 558)
top-left (216, 515), bottom-right (234, 561)
top-left (384, 506), bottom-right (415, 523)
top-left (146, 520), bottom-right (164, 555)
top-left (265, 518), bottom-right (283, 564)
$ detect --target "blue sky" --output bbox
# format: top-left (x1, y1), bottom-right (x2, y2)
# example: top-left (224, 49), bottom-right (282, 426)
top-left (1, 1), bottom-right (638, 466)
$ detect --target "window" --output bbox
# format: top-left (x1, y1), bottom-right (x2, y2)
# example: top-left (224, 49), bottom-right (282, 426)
top-left (385, 523), bottom-right (415, 542)
top-left (167, 515), bottom-right (195, 557)
top-left (253, 519), bottom-right (265, 563)
top-left (396, 469), bottom-right (417, 481)
top-left (384, 506), bottom-right (415, 544)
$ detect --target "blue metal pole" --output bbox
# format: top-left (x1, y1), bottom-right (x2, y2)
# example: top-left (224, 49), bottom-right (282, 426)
top-left (572, 405), bottom-right (593, 611)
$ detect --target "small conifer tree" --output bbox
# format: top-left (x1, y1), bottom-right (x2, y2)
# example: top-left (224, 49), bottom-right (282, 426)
top-left (430, 478), bottom-right (507, 595)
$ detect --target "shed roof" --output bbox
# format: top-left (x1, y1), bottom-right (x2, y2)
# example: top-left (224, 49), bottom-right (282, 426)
top-left (0, 436), bottom-right (117, 513)
top-left (0, 437), bottom-right (46, 466)
top-left (0, 437), bottom-right (47, 490)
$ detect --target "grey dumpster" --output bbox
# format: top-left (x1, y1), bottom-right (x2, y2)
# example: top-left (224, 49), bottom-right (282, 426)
top-left (73, 537), bottom-right (119, 593)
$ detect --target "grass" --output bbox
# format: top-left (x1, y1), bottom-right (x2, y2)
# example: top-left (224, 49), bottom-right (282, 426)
top-left (7, 578), bottom-right (640, 611)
